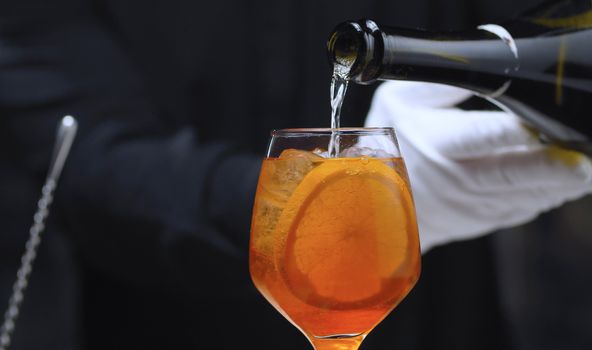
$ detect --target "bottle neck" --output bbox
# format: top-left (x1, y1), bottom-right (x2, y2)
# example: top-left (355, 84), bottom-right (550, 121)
top-left (328, 20), bottom-right (519, 95)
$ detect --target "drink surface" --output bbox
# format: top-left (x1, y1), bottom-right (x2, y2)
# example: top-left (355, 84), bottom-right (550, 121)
top-left (249, 149), bottom-right (421, 337)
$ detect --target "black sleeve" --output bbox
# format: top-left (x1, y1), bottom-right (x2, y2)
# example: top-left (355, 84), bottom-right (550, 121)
top-left (0, 9), bottom-right (260, 298)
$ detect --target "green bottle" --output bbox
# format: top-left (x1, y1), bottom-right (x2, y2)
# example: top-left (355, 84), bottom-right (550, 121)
top-left (328, 0), bottom-right (592, 156)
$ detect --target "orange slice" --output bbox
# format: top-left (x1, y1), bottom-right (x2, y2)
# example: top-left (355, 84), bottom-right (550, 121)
top-left (274, 158), bottom-right (418, 310)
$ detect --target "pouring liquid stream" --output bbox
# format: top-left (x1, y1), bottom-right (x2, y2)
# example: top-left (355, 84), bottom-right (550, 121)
top-left (328, 63), bottom-right (350, 157)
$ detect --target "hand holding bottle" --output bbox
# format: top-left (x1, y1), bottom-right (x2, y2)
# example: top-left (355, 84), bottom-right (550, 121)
top-left (365, 81), bottom-right (592, 252)
top-left (328, 0), bottom-right (592, 156)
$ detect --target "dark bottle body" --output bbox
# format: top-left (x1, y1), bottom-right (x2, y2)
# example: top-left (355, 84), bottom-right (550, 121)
top-left (328, 0), bottom-right (592, 156)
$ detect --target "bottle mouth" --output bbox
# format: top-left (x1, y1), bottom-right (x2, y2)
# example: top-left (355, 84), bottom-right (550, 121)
top-left (327, 19), bottom-right (383, 84)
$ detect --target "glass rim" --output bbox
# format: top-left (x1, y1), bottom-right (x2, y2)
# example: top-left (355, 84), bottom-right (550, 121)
top-left (271, 127), bottom-right (394, 137)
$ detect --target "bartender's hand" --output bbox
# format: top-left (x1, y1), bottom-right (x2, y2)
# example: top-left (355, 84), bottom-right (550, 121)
top-left (365, 81), bottom-right (592, 252)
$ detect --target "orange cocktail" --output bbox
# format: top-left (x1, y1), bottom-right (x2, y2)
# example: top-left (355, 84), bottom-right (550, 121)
top-left (250, 141), bottom-right (421, 349)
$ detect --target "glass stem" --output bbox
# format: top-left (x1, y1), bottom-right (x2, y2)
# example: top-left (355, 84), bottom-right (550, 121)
top-left (312, 335), bottom-right (364, 350)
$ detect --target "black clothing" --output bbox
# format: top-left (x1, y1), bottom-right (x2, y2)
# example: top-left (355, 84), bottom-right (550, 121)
top-left (5, 0), bottom-right (588, 350)
top-left (494, 196), bottom-right (592, 350)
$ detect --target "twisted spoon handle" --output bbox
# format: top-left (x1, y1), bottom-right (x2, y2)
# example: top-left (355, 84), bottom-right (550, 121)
top-left (0, 116), bottom-right (78, 350)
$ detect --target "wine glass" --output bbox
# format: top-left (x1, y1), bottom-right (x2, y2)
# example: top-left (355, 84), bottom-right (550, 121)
top-left (249, 128), bottom-right (421, 350)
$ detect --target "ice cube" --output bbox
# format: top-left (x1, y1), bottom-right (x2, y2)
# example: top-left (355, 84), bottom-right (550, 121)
top-left (279, 148), bottom-right (325, 162)
top-left (253, 149), bottom-right (323, 245)
top-left (312, 148), bottom-right (329, 158)
top-left (264, 149), bottom-right (323, 204)
top-left (339, 146), bottom-right (393, 158)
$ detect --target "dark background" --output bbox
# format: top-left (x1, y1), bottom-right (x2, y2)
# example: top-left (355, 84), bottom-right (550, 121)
top-left (2, 0), bottom-right (591, 349)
